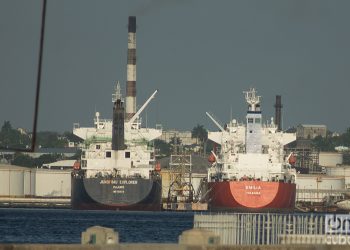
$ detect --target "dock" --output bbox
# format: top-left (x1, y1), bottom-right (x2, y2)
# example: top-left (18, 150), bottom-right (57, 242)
top-left (0, 197), bottom-right (71, 208)
top-left (162, 202), bottom-right (208, 211)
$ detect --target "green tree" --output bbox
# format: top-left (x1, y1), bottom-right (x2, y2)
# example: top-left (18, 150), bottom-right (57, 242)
top-left (63, 131), bottom-right (83, 144)
top-left (36, 131), bottom-right (67, 148)
top-left (312, 135), bottom-right (334, 151)
top-left (191, 124), bottom-right (208, 155)
top-left (311, 129), bottom-right (348, 152)
top-left (339, 127), bottom-right (350, 147)
top-left (191, 124), bottom-right (207, 144)
top-left (12, 153), bottom-right (35, 167)
top-left (35, 154), bottom-right (61, 167)
top-left (12, 153), bottom-right (62, 168)
top-left (154, 139), bottom-right (171, 158)
top-left (0, 121), bottom-right (31, 149)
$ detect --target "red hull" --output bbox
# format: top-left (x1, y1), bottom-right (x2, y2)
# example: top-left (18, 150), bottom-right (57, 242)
top-left (208, 181), bottom-right (296, 212)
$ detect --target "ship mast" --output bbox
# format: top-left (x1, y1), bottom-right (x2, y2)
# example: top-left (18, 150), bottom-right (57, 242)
top-left (244, 88), bottom-right (261, 111)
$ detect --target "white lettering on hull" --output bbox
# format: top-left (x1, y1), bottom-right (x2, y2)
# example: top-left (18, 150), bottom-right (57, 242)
top-left (99, 180), bottom-right (138, 185)
top-left (245, 185), bottom-right (261, 195)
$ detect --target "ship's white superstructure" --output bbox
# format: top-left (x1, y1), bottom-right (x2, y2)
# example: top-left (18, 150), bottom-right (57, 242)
top-left (73, 87), bottom-right (162, 144)
top-left (207, 88), bottom-right (296, 183)
top-left (74, 82), bottom-right (162, 179)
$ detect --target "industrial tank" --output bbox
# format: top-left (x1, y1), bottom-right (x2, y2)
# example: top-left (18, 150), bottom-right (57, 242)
top-left (326, 165), bottom-right (350, 188)
top-left (0, 164), bottom-right (35, 197)
top-left (296, 174), bottom-right (345, 202)
top-left (319, 152), bottom-right (343, 167)
top-left (34, 168), bottom-right (71, 197)
top-left (296, 174), bottom-right (344, 190)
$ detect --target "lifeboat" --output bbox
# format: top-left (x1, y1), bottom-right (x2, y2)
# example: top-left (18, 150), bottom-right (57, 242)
top-left (155, 162), bottom-right (161, 171)
top-left (288, 153), bottom-right (297, 165)
top-left (73, 161), bottom-right (81, 170)
top-left (208, 153), bottom-right (216, 163)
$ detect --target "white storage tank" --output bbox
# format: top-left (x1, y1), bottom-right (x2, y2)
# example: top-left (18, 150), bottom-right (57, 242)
top-left (0, 164), bottom-right (35, 197)
top-left (34, 168), bottom-right (71, 197)
top-left (326, 165), bottom-right (350, 187)
top-left (296, 174), bottom-right (345, 202)
top-left (23, 169), bottom-right (36, 196)
top-left (327, 165), bottom-right (350, 176)
top-left (319, 152), bottom-right (343, 167)
top-left (296, 174), bottom-right (344, 190)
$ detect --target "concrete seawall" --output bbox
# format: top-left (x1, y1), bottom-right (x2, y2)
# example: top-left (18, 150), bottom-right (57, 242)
top-left (0, 244), bottom-right (346, 250)
top-left (0, 197), bottom-right (70, 208)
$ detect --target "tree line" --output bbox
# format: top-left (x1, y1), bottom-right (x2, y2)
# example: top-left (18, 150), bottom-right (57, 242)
top-left (3, 120), bottom-right (349, 167)
top-left (312, 128), bottom-right (350, 152)
top-left (0, 121), bottom-right (82, 149)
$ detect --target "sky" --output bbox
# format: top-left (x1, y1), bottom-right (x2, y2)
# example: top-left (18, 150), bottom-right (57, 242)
top-left (1, 0), bottom-right (350, 134)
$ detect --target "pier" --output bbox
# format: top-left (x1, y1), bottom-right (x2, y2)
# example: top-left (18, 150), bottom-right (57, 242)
top-left (0, 197), bottom-right (70, 208)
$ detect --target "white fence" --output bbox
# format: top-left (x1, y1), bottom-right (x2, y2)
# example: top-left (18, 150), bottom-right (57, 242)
top-left (194, 213), bottom-right (326, 245)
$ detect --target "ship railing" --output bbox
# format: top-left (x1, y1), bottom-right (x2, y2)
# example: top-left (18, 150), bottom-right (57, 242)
top-left (84, 136), bottom-right (111, 146)
top-left (85, 171), bottom-right (149, 179)
top-left (93, 118), bottom-right (111, 123)
top-left (267, 172), bottom-right (283, 182)
top-left (73, 123), bottom-right (80, 129)
top-left (156, 124), bottom-right (163, 130)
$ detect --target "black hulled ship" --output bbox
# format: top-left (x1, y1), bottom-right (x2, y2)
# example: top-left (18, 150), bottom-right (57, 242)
top-left (71, 83), bottom-right (162, 210)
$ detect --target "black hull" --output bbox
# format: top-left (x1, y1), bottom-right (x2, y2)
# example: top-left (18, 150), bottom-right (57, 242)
top-left (71, 172), bottom-right (162, 211)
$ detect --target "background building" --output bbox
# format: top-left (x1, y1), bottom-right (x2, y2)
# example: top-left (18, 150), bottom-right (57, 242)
top-left (296, 124), bottom-right (327, 139)
top-left (160, 130), bottom-right (197, 145)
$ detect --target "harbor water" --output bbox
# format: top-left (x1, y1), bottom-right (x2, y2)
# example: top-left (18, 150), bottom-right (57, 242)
top-left (0, 208), bottom-right (194, 244)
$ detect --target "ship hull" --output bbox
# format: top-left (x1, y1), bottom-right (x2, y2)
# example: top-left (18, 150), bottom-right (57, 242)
top-left (208, 180), bottom-right (296, 212)
top-left (71, 172), bottom-right (162, 211)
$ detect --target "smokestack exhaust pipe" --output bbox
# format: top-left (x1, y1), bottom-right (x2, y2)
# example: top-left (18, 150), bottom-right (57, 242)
top-left (274, 95), bottom-right (282, 132)
top-left (112, 83), bottom-right (126, 150)
top-left (126, 16), bottom-right (137, 121)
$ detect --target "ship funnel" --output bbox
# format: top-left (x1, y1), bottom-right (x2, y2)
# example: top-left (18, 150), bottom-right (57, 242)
top-left (112, 82), bottom-right (126, 150)
top-left (274, 95), bottom-right (282, 132)
top-left (126, 16), bottom-right (137, 121)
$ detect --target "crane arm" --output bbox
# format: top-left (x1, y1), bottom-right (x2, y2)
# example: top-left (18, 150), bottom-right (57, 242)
top-left (127, 89), bottom-right (158, 124)
top-left (206, 112), bottom-right (225, 132)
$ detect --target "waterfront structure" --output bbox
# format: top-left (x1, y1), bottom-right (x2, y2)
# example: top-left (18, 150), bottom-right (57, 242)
top-left (0, 164), bottom-right (70, 197)
top-left (194, 213), bottom-right (326, 245)
top-left (296, 124), bottom-right (327, 140)
top-left (160, 130), bottom-right (197, 146)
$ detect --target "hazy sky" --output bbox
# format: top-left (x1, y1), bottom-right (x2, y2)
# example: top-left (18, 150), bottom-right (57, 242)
top-left (1, 0), bottom-right (350, 133)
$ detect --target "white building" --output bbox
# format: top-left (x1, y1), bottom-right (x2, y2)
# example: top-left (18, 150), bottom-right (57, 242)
top-left (160, 130), bottom-right (197, 145)
top-left (296, 124), bottom-right (327, 139)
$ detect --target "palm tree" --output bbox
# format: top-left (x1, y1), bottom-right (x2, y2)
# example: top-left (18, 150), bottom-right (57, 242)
top-left (191, 124), bottom-right (208, 155)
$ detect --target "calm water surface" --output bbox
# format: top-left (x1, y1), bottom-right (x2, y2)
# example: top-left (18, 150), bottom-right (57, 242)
top-left (0, 208), bottom-right (194, 243)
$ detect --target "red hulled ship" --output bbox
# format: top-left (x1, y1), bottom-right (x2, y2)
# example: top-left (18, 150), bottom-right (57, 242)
top-left (206, 88), bottom-right (296, 211)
